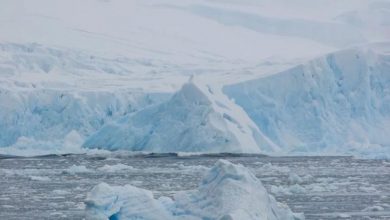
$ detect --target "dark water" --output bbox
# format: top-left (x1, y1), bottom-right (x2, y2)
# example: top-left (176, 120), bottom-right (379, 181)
top-left (0, 153), bottom-right (389, 220)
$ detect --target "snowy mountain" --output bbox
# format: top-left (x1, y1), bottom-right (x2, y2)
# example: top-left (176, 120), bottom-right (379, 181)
top-left (83, 80), bottom-right (278, 153)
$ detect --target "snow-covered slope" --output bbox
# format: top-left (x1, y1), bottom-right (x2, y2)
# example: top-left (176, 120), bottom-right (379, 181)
top-left (224, 43), bottom-right (390, 157)
top-left (0, 43), bottom-right (188, 93)
top-left (83, 80), bottom-right (277, 153)
top-left (1, 0), bottom-right (387, 90)
top-left (85, 159), bottom-right (301, 220)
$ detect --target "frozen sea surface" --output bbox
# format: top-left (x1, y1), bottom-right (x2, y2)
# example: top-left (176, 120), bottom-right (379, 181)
top-left (0, 153), bottom-right (389, 220)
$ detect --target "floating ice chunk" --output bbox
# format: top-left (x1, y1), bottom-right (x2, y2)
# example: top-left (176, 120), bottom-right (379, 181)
top-left (97, 164), bottom-right (135, 172)
top-left (52, 189), bottom-right (69, 195)
top-left (301, 174), bottom-right (314, 183)
top-left (337, 213), bottom-right (351, 218)
top-left (29, 175), bottom-right (51, 181)
top-left (1, 168), bottom-right (57, 177)
top-left (288, 173), bottom-right (303, 185)
top-left (63, 165), bottom-right (91, 175)
top-left (271, 184), bottom-right (307, 195)
top-left (85, 159), bottom-right (301, 220)
top-left (85, 183), bottom-right (173, 220)
top-left (177, 164), bottom-right (208, 173)
top-left (359, 186), bottom-right (377, 193)
top-left (261, 162), bottom-right (291, 173)
top-left (362, 205), bottom-right (384, 212)
top-left (309, 184), bottom-right (327, 193)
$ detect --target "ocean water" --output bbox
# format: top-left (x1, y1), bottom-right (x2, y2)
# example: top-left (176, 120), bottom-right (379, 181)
top-left (0, 153), bottom-right (389, 220)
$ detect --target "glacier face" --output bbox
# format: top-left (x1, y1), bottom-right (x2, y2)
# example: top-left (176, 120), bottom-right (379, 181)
top-left (85, 159), bottom-right (300, 220)
top-left (83, 80), bottom-right (278, 153)
top-left (0, 88), bottom-right (168, 155)
top-left (224, 43), bottom-right (390, 157)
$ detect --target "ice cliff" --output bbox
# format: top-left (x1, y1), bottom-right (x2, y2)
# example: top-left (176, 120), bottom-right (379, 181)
top-left (0, 88), bottom-right (168, 155)
top-left (83, 79), bottom-right (277, 153)
top-left (85, 159), bottom-right (301, 220)
top-left (224, 43), bottom-right (390, 157)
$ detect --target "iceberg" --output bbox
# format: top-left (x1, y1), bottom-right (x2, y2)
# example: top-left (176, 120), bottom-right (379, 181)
top-left (83, 79), bottom-right (278, 153)
top-left (224, 43), bottom-right (390, 157)
top-left (85, 159), bottom-right (301, 220)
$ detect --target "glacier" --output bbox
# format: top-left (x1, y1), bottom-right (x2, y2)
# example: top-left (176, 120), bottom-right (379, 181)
top-left (1, 43), bottom-right (390, 157)
top-left (83, 79), bottom-right (278, 153)
top-left (85, 159), bottom-right (301, 220)
top-left (0, 0), bottom-right (389, 157)
top-left (224, 43), bottom-right (390, 157)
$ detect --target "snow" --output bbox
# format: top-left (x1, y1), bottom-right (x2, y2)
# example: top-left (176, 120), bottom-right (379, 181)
top-left (84, 79), bottom-right (277, 153)
top-left (0, 0), bottom-right (346, 93)
top-left (85, 159), bottom-right (301, 220)
top-left (0, 0), bottom-right (386, 91)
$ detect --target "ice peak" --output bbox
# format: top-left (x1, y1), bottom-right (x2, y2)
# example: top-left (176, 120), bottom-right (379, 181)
top-left (188, 74), bottom-right (195, 83)
top-left (201, 159), bottom-right (257, 186)
top-left (172, 81), bottom-right (211, 106)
